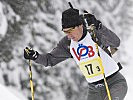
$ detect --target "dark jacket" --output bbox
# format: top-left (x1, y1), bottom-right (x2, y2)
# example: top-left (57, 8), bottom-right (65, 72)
top-left (35, 25), bottom-right (120, 67)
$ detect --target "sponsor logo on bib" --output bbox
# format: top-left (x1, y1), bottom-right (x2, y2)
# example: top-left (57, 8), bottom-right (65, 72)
top-left (72, 44), bottom-right (95, 61)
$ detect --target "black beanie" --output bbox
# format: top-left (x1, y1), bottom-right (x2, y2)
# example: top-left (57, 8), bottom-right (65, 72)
top-left (62, 8), bottom-right (82, 29)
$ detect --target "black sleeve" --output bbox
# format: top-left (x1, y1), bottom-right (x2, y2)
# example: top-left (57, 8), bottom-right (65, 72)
top-left (34, 36), bottom-right (72, 67)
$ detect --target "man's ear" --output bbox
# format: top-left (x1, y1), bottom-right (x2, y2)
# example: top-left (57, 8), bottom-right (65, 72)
top-left (78, 24), bottom-right (83, 28)
top-left (77, 24), bottom-right (83, 33)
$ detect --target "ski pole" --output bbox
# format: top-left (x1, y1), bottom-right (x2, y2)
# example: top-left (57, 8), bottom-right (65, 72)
top-left (103, 74), bottom-right (112, 100)
top-left (25, 48), bottom-right (35, 100)
top-left (91, 27), bottom-right (112, 100)
top-left (28, 59), bottom-right (35, 100)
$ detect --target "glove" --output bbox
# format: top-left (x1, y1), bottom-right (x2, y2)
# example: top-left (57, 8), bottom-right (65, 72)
top-left (83, 12), bottom-right (102, 30)
top-left (24, 47), bottom-right (39, 60)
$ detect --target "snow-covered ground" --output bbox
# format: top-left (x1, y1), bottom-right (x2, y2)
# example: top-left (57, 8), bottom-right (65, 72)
top-left (0, 84), bottom-right (27, 100)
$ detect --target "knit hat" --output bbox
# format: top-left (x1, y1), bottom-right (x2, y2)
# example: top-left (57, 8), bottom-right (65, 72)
top-left (62, 8), bottom-right (82, 29)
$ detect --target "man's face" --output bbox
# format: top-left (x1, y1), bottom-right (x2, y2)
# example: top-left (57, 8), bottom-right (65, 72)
top-left (63, 25), bottom-right (83, 42)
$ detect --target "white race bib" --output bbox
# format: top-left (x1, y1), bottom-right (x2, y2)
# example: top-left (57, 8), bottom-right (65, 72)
top-left (70, 32), bottom-right (119, 83)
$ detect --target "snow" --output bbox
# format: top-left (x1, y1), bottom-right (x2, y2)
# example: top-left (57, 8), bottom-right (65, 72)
top-left (0, 0), bottom-right (133, 100)
top-left (0, 84), bottom-right (27, 100)
top-left (0, 2), bottom-right (8, 40)
top-left (122, 27), bottom-right (133, 100)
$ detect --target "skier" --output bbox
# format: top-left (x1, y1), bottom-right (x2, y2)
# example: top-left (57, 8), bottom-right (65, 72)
top-left (24, 6), bottom-right (127, 100)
